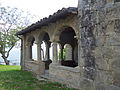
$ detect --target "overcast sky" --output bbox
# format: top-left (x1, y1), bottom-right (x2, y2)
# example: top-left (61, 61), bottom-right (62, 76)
top-left (0, 0), bottom-right (78, 19)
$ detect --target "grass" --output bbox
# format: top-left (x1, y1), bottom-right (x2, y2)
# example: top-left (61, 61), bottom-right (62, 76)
top-left (0, 65), bottom-right (77, 90)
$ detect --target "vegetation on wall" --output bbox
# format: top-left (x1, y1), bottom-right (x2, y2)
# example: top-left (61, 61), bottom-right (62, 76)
top-left (58, 48), bottom-right (65, 60)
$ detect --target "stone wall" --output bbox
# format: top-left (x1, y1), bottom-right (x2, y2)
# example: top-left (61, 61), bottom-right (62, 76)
top-left (94, 2), bottom-right (120, 89)
top-left (78, 0), bottom-right (120, 90)
top-left (24, 61), bottom-right (45, 75)
top-left (49, 64), bottom-right (80, 89)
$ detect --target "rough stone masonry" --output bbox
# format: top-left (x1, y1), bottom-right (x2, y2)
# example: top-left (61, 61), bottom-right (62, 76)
top-left (78, 0), bottom-right (120, 90)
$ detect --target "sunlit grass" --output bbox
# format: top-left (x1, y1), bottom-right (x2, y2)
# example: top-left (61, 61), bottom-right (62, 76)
top-left (0, 65), bottom-right (77, 90)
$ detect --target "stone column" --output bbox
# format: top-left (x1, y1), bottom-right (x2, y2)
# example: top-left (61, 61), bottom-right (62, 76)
top-left (21, 36), bottom-right (25, 70)
top-left (74, 36), bottom-right (83, 67)
top-left (58, 45), bottom-right (63, 64)
top-left (30, 45), bottom-right (32, 59)
top-left (26, 42), bottom-right (32, 61)
top-left (35, 41), bottom-right (42, 61)
top-left (52, 42), bottom-right (58, 64)
top-left (45, 44), bottom-right (49, 60)
top-left (78, 0), bottom-right (97, 89)
top-left (60, 47), bottom-right (63, 62)
top-left (77, 37), bottom-right (83, 68)
top-left (48, 45), bottom-right (50, 60)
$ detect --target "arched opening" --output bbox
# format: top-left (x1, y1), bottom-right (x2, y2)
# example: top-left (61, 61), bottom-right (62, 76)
top-left (32, 42), bottom-right (37, 60)
top-left (39, 32), bottom-right (52, 70)
top-left (27, 36), bottom-right (36, 60)
top-left (41, 41), bottom-right (46, 61)
top-left (59, 27), bottom-right (78, 67)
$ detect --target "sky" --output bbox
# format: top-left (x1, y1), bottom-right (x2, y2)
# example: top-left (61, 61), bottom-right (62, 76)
top-left (0, 0), bottom-right (78, 20)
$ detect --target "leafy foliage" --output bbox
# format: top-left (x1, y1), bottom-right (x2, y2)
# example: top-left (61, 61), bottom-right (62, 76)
top-left (58, 48), bottom-right (65, 60)
top-left (0, 5), bottom-right (36, 65)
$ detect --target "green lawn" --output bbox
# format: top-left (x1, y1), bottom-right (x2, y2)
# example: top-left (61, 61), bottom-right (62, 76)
top-left (0, 65), bottom-right (76, 90)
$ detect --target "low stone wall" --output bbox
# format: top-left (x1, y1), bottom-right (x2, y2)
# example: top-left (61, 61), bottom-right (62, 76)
top-left (49, 64), bottom-right (80, 89)
top-left (24, 61), bottom-right (45, 75)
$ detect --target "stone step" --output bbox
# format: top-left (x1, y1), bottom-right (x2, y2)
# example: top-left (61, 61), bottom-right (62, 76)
top-left (40, 74), bottom-right (49, 80)
top-left (36, 75), bottom-right (47, 81)
top-left (40, 70), bottom-right (49, 80)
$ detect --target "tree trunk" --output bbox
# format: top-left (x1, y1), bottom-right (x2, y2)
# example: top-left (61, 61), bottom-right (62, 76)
top-left (2, 56), bottom-right (10, 65)
top-left (4, 58), bottom-right (10, 65)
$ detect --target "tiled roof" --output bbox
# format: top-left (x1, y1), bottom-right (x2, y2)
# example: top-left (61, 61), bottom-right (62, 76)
top-left (16, 7), bottom-right (77, 35)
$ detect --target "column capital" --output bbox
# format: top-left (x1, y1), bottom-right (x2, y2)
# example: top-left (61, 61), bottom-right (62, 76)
top-left (34, 41), bottom-right (39, 44)
top-left (35, 40), bottom-right (43, 45)
top-left (26, 42), bottom-right (31, 47)
top-left (52, 41), bottom-right (57, 44)
top-left (50, 38), bottom-right (60, 43)
top-left (52, 42), bottom-right (58, 48)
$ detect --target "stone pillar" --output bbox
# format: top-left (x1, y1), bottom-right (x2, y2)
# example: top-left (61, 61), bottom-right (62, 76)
top-left (61, 47), bottom-right (63, 61)
top-left (45, 44), bottom-right (49, 60)
top-left (78, 0), bottom-right (97, 89)
top-left (48, 45), bottom-right (50, 60)
top-left (26, 42), bottom-right (32, 61)
top-left (77, 37), bottom-right (81, 67)
top-left (52, 42), bottom-right (58, 64)
top-left (79, 0), bottom-right (97, 80)
top-left (21, 36), bottom-right (25, 70)
top-left (30, 45), bottom-right (32, 59)
top-left (58, 45), bottom-right (63, 64)
top-left (35, 42), bottom-right (42, 61)
top-left (35, 40), bottom-right (42, 61)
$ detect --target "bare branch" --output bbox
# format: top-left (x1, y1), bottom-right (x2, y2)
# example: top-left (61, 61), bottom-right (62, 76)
top-left (6, 45), bottom-right (14, 58)
top-left (0, 5), bottom-right (38, 65)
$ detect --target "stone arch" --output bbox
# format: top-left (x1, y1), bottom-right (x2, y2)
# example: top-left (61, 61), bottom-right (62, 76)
top-left (26, 35), bottom-right (36, 60)
top-left (53, 25), bottom-right (78, 67)
top-left (38, 31), bottom-right (51, 58)
top-left (38, 31), bottom-right (51, 43)
top-left (27, 35), bottom-right (35, 43)
top-left (53, 25), bottom-right (78, 42)
top-left (38, 31), bottom-right (52, 69)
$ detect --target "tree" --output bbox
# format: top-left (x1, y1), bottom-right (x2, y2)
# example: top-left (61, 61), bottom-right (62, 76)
top-left (0, 6), bottom-right (36, 65)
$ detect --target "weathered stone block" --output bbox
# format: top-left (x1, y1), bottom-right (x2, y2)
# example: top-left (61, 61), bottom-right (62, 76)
top-left (49, 64), bottom-right (80, 89)
top-left (109, 36), bottom-right (120, 46)
top-left (79, 78), bottom-right (94, 90)
top-left (95, 84), bottom-right (107, 90)
top-left (25, 61), bottom-right (45, 75)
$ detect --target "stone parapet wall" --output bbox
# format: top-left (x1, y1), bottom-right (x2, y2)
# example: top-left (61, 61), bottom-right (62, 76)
top-left (24, 61), bottom-right (45, 75)
top-left (49, 64), bottom-right (80, 89)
